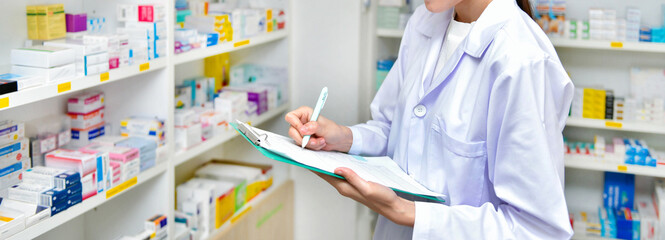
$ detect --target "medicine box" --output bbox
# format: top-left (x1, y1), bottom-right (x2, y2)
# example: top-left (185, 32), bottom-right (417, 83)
top-left (70, 122), bottom-right (106, 147)
top-left (175, 123), bottom-right (202, 151)
top-left (186, 178), bottom-right (236, 228)
top-left (11, 46), bottom-right (75, 68)
top-left (81, 173), bottom-right (97, 200)
top-left (0, 121), bottom-right (24, 147)
top-left (0, 73), bottom-right (44, 91)
top-left (50, 201), bottom-right (69, 216)
top-left (145, 214), bottom-right (168, 233)
top-left (44, 39), bottom-right (106, 57)
top-left (68, 92), bottom-right (104, 114)
top-left (0, 160), bottom-right (30, 198)
top-left (195, 163), bottom-right (263, 202)
top-left (22, 166), bottom-right (80, 190)
top-left (0, 199), bottom-right (51, 228)
top-left (33, 4), bottom-right (67, 40)
top-left (92, 135), bottom-right (127, 147)
top-left (0, 207), bottom-right (25, 238)
top-left (0, 80), bottom-right (17, 95)
top-left (120, 118), bottom-right (165, 137)
top-left (11, 63), bottom-right (75, 83)
top-left (84, 56), bottom-right (110, 76)
top-left (7, 183), bottom-right (66, 206)
top-left (0, 139), bottom-right (29, 168)
top-left (68, 107), bottom-right (104, 129)
top-left (117, 136), bottom-right (158, 154)
top-left (45, 149), bottom-right (98, 176)
top-left (65, 13), bottom-right (87, 32)
top-left (210, 159), bottom-right (274, 191)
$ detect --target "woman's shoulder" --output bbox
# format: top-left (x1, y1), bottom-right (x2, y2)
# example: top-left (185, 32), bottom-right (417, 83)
top-left (489, 13), bottom-right (559, 63)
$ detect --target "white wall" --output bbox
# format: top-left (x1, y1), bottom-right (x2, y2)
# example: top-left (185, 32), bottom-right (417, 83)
top-left (291, 0), bottom-right (365, 239)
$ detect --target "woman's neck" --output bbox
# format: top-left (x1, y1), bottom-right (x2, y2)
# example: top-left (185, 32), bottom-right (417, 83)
top-left (454, 0), bottom-right (493, 23)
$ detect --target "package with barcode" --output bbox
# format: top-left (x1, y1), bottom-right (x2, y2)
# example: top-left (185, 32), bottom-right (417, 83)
top-left (7, 183), bottom-right (67, 206)
top-left (22, 166), bottom-right (81, 189)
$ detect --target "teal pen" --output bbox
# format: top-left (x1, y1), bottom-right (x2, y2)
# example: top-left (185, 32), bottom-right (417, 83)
top-left (302, 87), bottom-right (328, 149)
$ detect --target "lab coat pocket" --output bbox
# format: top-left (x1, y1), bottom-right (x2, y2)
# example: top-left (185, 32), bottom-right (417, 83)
top-left (429, 122), bottom-right (487, 206)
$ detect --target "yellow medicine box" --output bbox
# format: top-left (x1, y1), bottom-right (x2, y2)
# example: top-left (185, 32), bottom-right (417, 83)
top-left (27, 4), bottom-right (66, 40)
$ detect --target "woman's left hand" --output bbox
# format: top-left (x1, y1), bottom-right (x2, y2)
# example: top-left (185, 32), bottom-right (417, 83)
top-left (314, 167), bottom-right (415, 227)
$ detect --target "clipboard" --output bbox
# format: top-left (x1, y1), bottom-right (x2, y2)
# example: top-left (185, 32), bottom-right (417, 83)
top-left (232, 121), bottom-right (447, 203)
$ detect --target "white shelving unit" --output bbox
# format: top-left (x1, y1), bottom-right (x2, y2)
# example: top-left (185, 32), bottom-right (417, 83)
top-left (7, 161), bottom-right (168, 240)
top-left (566, 117), bottom-right (665, 135)
top-left (376, 28), bottom-right (404, 38)
top-left (0, 0), bottom-right (294, 239)
top-left (174, 30), bottom-right (288, 65)
top-left (550, 38), bottom-right (665, 54)
top-left (565, 155), bottom-right (665, 178)
top-left (0, 58), bottom-right (166, 111)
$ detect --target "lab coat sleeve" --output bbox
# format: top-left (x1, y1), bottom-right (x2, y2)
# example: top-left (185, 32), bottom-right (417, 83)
top-left (347, 18), bottom-right (412, 156)
top-left (412, 56), bottom-right (574, 239)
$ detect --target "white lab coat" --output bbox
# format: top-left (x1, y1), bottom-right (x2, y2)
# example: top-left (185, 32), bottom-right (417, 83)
top-left (347, 0), bottom-right (574, 239)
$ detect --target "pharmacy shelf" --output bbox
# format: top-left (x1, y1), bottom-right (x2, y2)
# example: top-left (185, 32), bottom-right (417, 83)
top-left (566, 117), bottom-right (665, 135)
top-left (565, 156), bottom-right (665, 178)
top-left (376, 28), bottom-right (404, 38)
top-left (174, 30), bottom-right (288, 65)
top-left (174, 103), bottom-right (290, 166)
top-left (207, 179), bottom-right (289, 239)
top-left (550, 38), bottom-right (665, 54)
top-left (571, 233), bottom-right (619, 240)
top-left (7, 161), bottom-right (168, 240)
top-left (0, 58), bottom-right (167, 112)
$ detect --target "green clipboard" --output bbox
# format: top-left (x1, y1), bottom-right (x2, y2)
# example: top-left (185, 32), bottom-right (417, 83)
top-left (231, 122), bottom-right (446, 203)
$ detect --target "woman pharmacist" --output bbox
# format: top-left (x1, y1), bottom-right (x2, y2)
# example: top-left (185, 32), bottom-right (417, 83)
top-left (286, 0), bottom-right (573, 238)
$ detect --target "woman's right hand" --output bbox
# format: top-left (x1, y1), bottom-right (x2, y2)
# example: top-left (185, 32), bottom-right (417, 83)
top-left (284, 106), bottom-right (353, 152)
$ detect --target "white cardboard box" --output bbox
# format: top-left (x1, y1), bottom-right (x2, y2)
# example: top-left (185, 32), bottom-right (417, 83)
top-left (11, 46), bottom-right (75, 68)
top-left (12, 64), bottom-right (75, 83)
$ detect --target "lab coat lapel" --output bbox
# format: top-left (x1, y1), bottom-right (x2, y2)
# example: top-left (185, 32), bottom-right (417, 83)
top-left (423, 46), bottom-right (465, 98)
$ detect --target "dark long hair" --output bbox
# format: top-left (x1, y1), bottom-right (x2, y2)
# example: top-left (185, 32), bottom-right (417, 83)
top-left (516, 0), bottom-right (533, 18)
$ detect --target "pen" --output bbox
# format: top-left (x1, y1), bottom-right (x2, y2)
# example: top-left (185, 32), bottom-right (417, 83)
top-left (302, 87), bottom-right (328, 149)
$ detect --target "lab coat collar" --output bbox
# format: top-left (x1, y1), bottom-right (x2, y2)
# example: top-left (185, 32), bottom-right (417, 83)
top-left (415, 8), bottom-right (453, 38)
top-left (462, 0), bottom-right (513, 58)
top-left (421, 0), bottom-right (514, 98)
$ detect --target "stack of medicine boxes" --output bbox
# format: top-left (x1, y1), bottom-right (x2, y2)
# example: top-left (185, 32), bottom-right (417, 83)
top-left (175, 161), bottom-right (272, 238)
top-left (117, 4), bottom-right (167, 61)
top-left (44, 149), bottom-right (106, 201)
top-left (44, 39), bottom-right (110, 76)
top-left (67, 91), bottom-right (106, 147)
top-left (79, 143), bottom-right (139, 189)
top-left (117, 136), bottom-right (157, 173)
top-left (10, 46), bottom-right (75, 84)
top-left (83, 34), bottom-right (130, 70)
top-left (0, 121), bottom-right (30, 198)
top-left (120, 117), bottom-right (166, 147)
top-left (13, 166), bottom-right (82, 216)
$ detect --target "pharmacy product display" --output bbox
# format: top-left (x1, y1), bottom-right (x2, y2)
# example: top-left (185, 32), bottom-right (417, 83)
top-left (175, 160), bottom-right (273, 239)
top-left (565, 136), bottom-right (663, 168)
top-left (174, 0), bottom-right (286, 54)
top-left (570, 173), bottom-right (665, 240)
top-left (376, 0), bottom-right (419, 30)
top-left (538, 0), bottom-right (665, 43)
top-left (570, 68), bottom-right (665, 124)
top-left (115, 214), bottom-right (168, 240)
top-left (0, 90), bottom-right (166, 238)
top-left (0, 3), bottom-right (167, 97)
top-left (174, 60), bottom-right (288, 151)
top-left (375, 58), bottom-right (395, 90)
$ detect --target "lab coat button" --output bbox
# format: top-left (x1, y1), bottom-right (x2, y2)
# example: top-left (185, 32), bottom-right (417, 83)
top-left (414, 105), bottom-right (426, 117)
